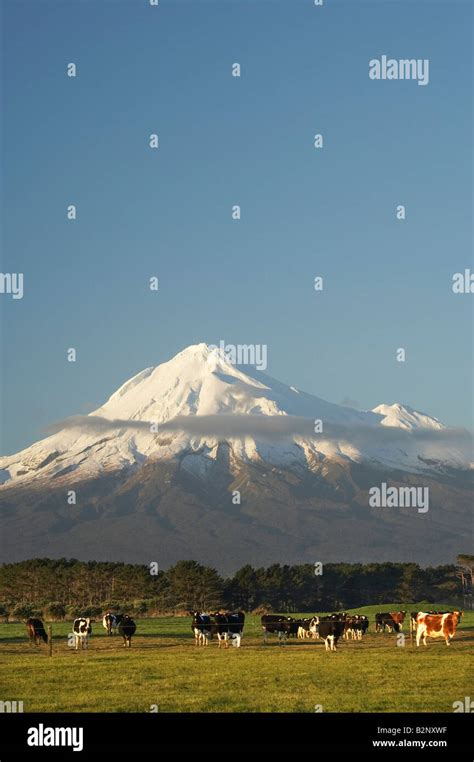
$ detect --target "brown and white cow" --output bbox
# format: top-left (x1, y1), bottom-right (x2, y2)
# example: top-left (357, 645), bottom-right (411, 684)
top-left (415, 610), bottom-right (463, 647)
top-left (389, 611), bottom-right (406, 630)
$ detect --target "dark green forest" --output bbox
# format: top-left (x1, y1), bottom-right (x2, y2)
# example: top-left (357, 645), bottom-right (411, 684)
top-left (0, 556), bottom-right (471, 620)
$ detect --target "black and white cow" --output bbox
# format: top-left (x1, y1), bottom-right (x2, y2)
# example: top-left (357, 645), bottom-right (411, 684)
top-left (316, 619), bottom-right (345, 651)
top-left (296, 617), bottom-right (320, 639)
top-left (26, 618), bottom-right (48, 646)
top-left (117, 615), bottom-right (136, 647)
top-left (309, 616), bottom-right (320, 638)
top-left (344, 615), bottom-right (369, 640)
top-left (103, 612), bottom-right (119, 636)
top-left (213, 611), bottom-right (245, 648)
top-left (191, 612), bottom-right (216, 646)
top-left (296, 619), bottom-right (312, 639)
top-left (343, 617), bottom-right (355, 640)
top-left (73, 618), bottom-right (92, 650)
top-left (261, 615), bottom-right (294, 645)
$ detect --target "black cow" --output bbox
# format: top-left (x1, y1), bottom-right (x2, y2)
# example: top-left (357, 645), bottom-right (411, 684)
top-left (288, 619), bottom-right (302, 637)
top-left (261, 615), bottom-right (293, 645)
top-left (26, 618), bottom-right (48, 646)
top-left (118, 615), bottom-right (136, 647)
top-left (316, 619), bottom-right (345, 651)
top-left (360, 615), bottom-right (369, 636)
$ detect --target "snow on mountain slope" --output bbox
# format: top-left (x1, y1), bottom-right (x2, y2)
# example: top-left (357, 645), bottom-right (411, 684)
top-left (0, 343), bottom-right (466, 487)
top-left (372, 403), bottom-right (444, 430)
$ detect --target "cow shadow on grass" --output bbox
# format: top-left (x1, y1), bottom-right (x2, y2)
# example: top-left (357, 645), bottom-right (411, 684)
top-left (0, 636), bottom-right (33, 644)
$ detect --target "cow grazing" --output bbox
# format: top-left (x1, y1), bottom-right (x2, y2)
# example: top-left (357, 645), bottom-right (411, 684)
top-left (316, 619), bottom-right (345, 651)
top-left (261, 615), bottom-right (293, 645)
top-left (118, 615), bottom-right (136, 647)
top-left (103, 612), bottom-right (119, 636)
top-left (26, 618), bottom-right (48, 646)
top-left (73, 618), bottom-right (92, 650)
top-left (416, 611), bottom-right (463, 647)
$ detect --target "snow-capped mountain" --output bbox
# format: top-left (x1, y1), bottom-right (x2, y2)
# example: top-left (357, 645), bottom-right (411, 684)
top-left (0, 344), bottom-right (471, 570)
top-left (372, 403), bottom-right (443, 431)
top-left (0, 343), bottom-right (466, 487)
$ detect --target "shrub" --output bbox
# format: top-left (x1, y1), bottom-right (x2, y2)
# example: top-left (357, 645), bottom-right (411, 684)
top-left (252, 605), bottom-right (271, 616)
top-left (66, 605), bottom-right (103, 620)
top-left (132, 600), bottom-right (149, 615)
top-left (12, 603), bottom-right (42, 620)
top-left (45, 602), bottom-right (66, 620)
top-left (79, 606), bottom-right (103, 619)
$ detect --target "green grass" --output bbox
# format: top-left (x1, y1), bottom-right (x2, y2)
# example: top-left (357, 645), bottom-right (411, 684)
top-left (2, 602), bottom-right (472, 713)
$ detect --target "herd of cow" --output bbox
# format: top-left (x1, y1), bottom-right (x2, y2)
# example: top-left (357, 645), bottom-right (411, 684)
top-left (26, 613), bottom-right (137, 650)
top-left (258, 613), bottom-right (369, 651)
top-left (24, 607), bottom-right (464, 653)
top-left (188, 608), bottom-right (463, 651)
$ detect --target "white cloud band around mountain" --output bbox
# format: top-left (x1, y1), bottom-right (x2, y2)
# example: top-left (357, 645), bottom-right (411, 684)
top-left (45, 413), bottom-right (473, 458)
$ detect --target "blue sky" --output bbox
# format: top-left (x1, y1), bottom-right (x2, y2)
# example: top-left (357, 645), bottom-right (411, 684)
top-left (1, 0), bottom-right (472, 454)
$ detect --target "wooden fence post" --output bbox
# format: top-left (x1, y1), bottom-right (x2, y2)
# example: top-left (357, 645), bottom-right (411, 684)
top-left (48, 625), bottom-right (52, 656)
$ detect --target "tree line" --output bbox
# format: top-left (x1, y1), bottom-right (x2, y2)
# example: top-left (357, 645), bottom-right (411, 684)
top-left (0, 557), bottom-right (469, 620)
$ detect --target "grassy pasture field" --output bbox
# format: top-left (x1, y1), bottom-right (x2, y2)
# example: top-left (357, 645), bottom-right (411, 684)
top-left (1, 602), bottom-right (472, 713)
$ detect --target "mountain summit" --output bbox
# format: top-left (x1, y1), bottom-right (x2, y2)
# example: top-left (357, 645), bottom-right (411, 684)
top-left (0, 344), bottom-right (471, 569)
top-left (0, 343), bottom-right (459, 486)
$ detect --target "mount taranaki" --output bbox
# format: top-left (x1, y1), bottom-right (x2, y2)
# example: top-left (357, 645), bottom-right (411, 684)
top-left (0, 344), bottom-right (471, 572)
